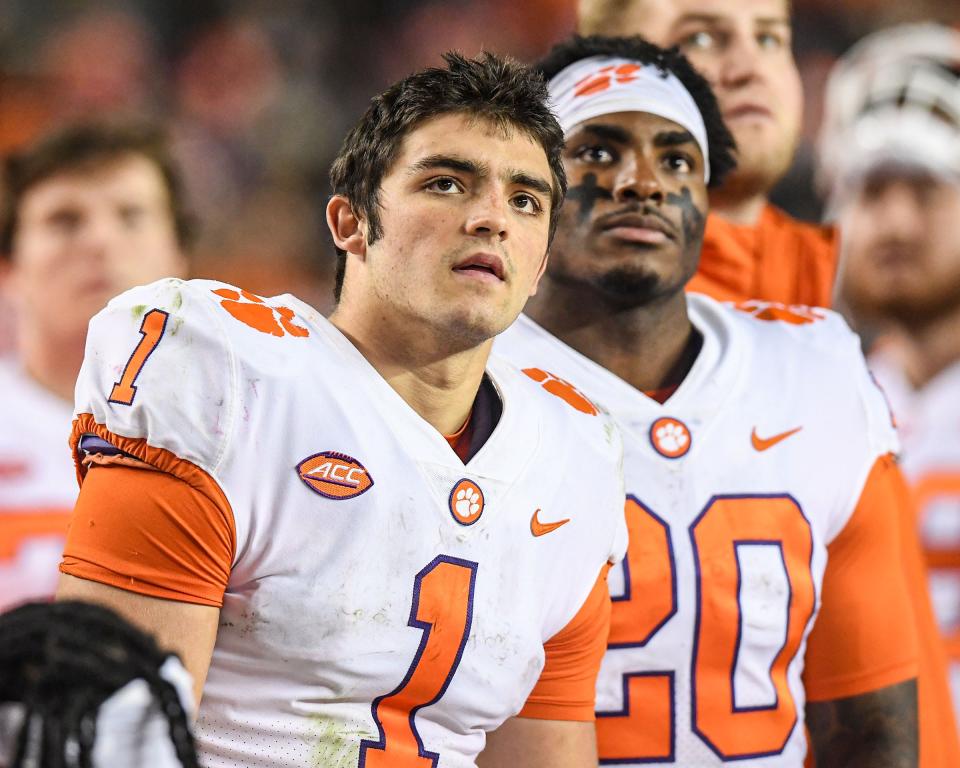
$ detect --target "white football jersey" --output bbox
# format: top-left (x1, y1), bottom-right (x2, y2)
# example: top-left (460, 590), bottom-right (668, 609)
top-left (495, 294), bottom-right (899, 767)
top-left (870, 351), bottom-right (960, 718)
top-left (70, 278), bottom-right (628, 768)
top-left (0, 357), bottom-right (76, 610)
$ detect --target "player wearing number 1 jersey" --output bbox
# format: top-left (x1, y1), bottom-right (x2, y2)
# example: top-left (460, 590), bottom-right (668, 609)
top-left (496, 36), bottom-right (919, 766)
top-left (55, 53), bottom-right (628, 767)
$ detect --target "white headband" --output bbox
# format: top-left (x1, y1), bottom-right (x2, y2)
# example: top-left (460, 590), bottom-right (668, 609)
top-left (548, 56), bottom-right (711, 182)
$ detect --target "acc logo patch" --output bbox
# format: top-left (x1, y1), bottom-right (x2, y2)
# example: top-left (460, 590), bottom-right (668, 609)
top-left (449, 478), bottom-right (484, 526)
top-left (649, 417), bottom-right (691, 459)
top-left (297, 452), bottom-right (373, 500)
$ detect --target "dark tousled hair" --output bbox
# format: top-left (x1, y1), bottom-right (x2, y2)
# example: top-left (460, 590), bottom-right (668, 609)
top-left (0, 600), bottom-right (199, 768)
top-left (0, 120), bottom-right (197, 257)
top-left (329, 51), bottom-right (567, 302)
top-left (533, 35), bottom-right (737, 188)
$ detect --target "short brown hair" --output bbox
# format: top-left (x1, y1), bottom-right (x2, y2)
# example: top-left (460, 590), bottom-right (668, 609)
top-left (0, 120), bottom-right (196, 257)
top-left (329, 51), bottom-right (566, 302)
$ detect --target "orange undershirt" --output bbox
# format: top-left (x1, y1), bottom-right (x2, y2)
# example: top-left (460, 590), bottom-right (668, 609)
top-left (643, 384), bottom-right (679, 405)
top-left (690, 205), bottom-right (836, 307)
top-left (444, 413), bottom-right (474, 463)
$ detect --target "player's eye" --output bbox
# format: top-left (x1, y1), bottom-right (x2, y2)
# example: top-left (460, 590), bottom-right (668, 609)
top-left (680, 30), bottom-right (717, 51)
top-left (425, 177), bottom-right (464, 194)
top-left (663, 152), bottom-right (695, 175)
top-left (757, 31), bottom-right (787, 50)
top-left (119, 206), bottom-right (146, 227)
top-left (573, 144), bottom-right (616, 164)
top-left (46, 209), bottom-right (82, 233)
top-left (511, 193), bottom-right (543, 215)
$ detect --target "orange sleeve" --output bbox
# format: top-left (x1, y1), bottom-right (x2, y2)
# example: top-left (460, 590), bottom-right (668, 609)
top-left (60, 458), bottom-right (234, 607)
top-left (803, 454), bottom-right (918, 701)
top-left (518, 564), bottom-right (611, 722)
top-left (899, 478), bottom-right (960, 767)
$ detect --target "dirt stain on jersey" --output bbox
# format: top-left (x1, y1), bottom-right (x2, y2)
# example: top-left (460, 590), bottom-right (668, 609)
top-left (308, 714), bottom-right (368, 768)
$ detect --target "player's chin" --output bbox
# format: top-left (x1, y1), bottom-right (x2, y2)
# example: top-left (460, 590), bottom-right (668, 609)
top-left (437, 303), bottom-right (515, 347)
top-left (594, 265), bottom-right (673, 305)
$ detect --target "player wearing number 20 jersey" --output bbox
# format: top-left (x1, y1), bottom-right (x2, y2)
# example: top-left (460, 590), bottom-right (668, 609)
top-left (61, 277), bottom-right (627, 767)
top-left (497, 35), bottom-right (920, 766)
top-left (497, 295), bottom-right (916, 765)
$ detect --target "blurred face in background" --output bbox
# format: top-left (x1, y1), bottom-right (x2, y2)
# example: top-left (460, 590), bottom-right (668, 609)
top-left (580, 0), bottom-right (802, 200)
top-left (838, 167), bottom-right (960, 328)
top-left (7, 154), bottom-right (187, 346)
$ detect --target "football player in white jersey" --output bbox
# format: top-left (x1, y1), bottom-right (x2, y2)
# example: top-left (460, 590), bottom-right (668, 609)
top-left (55, 53), bottom-right (629, 768)
top-left (495, 35), bottom-right (920, 766)
top-left (0, 121), bottom-right (190, 611)
top-left (820, 22), bottom-right (960, 729)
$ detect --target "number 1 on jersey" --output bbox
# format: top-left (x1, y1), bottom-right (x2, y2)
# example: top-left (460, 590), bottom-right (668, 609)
top-left (359, 556), bottom-right (478, 768)
top-left (109, 309), bottom-right (169, 406)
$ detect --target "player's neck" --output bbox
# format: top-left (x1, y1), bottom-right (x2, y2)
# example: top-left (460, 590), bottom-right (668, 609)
top-left (328, 309), bottom-right (489, 436)
top-left (708, 189), bottom-right (768, 226)
top-left (897, 304), bottom-right (960, 389)
top-left (17, 324), bottom-right (85, 403)
top-left (526, 281), bottom-right (700, 394)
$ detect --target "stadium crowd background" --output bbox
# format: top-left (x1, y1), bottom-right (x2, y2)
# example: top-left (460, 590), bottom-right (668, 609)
top-left (0, 0), bottom-right (958, 347)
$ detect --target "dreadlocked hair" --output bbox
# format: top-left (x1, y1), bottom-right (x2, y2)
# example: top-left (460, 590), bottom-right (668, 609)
top-left (0, 600), bottom-right (199, 768)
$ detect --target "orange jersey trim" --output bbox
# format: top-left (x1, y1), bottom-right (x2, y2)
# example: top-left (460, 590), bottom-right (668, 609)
top-left (60, 414), bottom-right (235, 607)
top-left (519, 563), bottom-right (612, 722)
top-left (803, 454), bottom-right (918, 702)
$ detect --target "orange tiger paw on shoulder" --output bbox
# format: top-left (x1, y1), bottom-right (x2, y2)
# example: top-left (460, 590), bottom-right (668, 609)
top-left (522, 368), bottom-right (599, 416)
top-left (212, 288), bottom-right (309, 338)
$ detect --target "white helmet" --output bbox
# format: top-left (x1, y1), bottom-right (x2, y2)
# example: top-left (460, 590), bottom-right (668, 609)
top-left (818, 23), bottom-right (960, 208)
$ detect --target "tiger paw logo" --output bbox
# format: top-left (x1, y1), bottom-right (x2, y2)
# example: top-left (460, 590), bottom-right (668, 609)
top-left (449, 478), bottom-right (484, 526)
top-left (734, 300), bottom-right (825, 326)
top-left (522, 368), bottom-right (599, 416)
top-left (213, 288), bottom-right (309, 338)
top-left (574, 63), bottom-right (643, 97)
top-left (650, 416), bottom-right (691, 459)
top-left (297, 452), bottom-right (373, 499)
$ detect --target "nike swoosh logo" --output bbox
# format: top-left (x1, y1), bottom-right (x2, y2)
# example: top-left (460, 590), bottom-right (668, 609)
top-left (751, 426), bottom-right (803, 452)
top-left (531, 508), bottom-right (570, 537)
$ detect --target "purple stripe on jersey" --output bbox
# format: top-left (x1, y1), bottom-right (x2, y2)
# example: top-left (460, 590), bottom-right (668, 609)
top-left (78, 434), bottom-right (124, 456)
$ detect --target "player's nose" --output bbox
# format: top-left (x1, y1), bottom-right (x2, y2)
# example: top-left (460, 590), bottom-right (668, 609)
top-left (465, 189), bottom-right (509, 240)
top-left (613, 153), bottom-right (664, 205)
top-left (717, 32), bottom-right (764, 88)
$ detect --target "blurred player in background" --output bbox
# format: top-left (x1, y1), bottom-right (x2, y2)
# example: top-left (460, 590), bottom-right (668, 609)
top-left (56, 53), bottom-right (628, 767)
top-left (821, 20), bottom-right (960, 732)
top-left (498, 34), bottom-right (919, 766)
top-left (0, 600), bottom-right (198, 767)
top-left (578, 0), bottom-right (836, 307)
top-left (0, 122), bottom-right (191, 611)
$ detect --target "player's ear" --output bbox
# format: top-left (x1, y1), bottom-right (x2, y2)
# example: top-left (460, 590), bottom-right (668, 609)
top-left (326, 196), bottom-right (367, 258)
